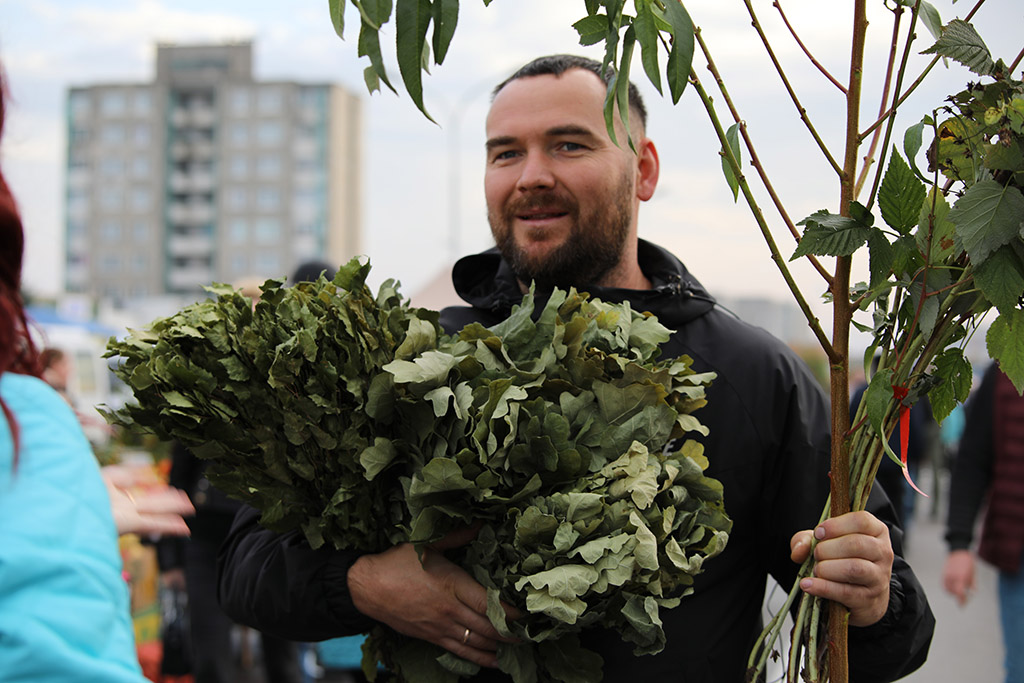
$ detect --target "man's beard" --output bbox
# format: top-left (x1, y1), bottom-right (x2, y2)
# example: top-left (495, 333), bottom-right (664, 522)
top-left (489, 172), bottom-right (634, 291)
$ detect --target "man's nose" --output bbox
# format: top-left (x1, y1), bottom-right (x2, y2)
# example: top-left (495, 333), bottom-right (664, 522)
top-left (516, 152), bottom-right (555, 192)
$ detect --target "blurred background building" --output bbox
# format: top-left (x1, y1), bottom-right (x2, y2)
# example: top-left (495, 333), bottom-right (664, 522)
top-left (63, 41), bottom-right (362, 310)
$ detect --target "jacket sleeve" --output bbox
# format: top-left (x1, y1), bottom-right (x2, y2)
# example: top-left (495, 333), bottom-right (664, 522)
top-left (944, 363), bottom-right (997, 551)
top-left (765, 355), bottom-right (934, 682)
top-left (216, 503), bottom-right (375, 641)
top-left (847, 483), bottom-right (935, 682)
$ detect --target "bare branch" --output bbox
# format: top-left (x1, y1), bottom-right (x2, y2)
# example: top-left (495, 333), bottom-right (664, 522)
top-left (860, 0), bottom-right (990, 141)
top-left (689, 69), bottom-right (837, 360)
top-left (695, 28), bottom-right (835, 287)
top-left (1009, 45), bottom-right (1024, 75)
top-left (772, 1), bottom-right (848, 94)
top-left (742, 0), bottom-right (844, 178)
top-left (854, 3), bottom-right (904, 196)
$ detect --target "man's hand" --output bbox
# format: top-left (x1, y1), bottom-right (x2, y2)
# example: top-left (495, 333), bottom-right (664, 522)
top-left (790, 510), bottom-right (894, 627)
top-left (942, 549), bottom-right (975, 606)
top-left (348, 528), bottom-right (518, 669)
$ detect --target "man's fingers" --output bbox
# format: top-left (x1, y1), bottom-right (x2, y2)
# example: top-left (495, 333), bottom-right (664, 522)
top-left (815, 510), bottom-right (889, 539)
top-left (790, 530), bottom-right (813, 562)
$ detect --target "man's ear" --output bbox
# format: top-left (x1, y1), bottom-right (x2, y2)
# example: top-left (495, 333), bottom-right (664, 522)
top-left (636, 138), bottom-right (659, 201)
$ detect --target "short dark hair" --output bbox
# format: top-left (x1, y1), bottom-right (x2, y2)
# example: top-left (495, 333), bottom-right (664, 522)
top-left (492, 54), bottom-right (648, 130)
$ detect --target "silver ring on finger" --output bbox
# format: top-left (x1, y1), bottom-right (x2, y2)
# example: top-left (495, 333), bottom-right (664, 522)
top-left (461, 627), bottom-right (472, 645)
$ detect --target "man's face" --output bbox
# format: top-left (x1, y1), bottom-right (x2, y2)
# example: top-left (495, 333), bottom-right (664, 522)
top-left (484, 69), bottom-right (641, 290)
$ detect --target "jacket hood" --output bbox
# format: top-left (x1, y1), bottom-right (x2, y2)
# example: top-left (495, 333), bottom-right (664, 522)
top-left (447, 239), bottom-right (717, 329)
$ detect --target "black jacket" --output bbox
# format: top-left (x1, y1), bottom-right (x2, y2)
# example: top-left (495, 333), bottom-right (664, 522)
top-left (218, 240), bottom-right (934, 682)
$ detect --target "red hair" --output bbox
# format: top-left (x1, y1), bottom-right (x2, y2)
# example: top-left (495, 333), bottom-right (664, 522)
top-left (0, 65), bottom-right (42, 461)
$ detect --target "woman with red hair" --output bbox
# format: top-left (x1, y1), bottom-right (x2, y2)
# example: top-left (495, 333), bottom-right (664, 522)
top-left (0, 66), bottom-right (163, 681)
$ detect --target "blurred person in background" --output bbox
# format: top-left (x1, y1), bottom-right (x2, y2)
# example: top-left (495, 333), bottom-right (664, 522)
top-left (39, 347), bottom-right (70, 399)
top-left (944, 362), bottom-right (1024, 683)
top-left (159, 274), bottom-right (307, 683)
top-left (0, 62), bottom-right (181, 682)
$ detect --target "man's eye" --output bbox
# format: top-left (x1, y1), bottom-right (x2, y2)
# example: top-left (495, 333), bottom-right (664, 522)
top-left (493, 150), bottom-right (518, 161)
top-left (561, 142), bottom-right (585, 152)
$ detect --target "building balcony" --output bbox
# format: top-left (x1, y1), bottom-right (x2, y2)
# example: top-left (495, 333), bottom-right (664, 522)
top-left (167, 266), bottom-right (215, 290)
top-left (167, 234), bottom-right (215, 257)
top-left (170, 107), bottom-right (216, 130)
top-left (168, 201), bottom-right (215, 225)
top-left (169, 172), bottom-right (215, 194)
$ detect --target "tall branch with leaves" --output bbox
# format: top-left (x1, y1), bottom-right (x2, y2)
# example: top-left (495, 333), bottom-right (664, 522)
top-left (326, 0), bottom-right (1024, 680)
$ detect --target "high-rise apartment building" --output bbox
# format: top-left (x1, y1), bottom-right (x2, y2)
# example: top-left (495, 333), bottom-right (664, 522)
top-left (64, 42), bottom-right (362, 302)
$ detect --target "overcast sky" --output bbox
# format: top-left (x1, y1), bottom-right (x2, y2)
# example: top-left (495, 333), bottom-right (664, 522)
top-left (1, 0), bottom-right (1019, 339)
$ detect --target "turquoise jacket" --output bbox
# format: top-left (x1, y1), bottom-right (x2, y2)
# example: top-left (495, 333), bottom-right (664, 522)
top-left (0, 373), bottom-right (148, 682)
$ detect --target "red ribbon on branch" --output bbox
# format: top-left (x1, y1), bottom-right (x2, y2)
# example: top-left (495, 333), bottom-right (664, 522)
top-left (891, 384), bottom-right (928, 498)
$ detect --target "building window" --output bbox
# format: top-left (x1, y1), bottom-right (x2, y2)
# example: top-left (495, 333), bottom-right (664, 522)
top-left (131, 187), bottom-right (151, 211)
top-left (132, 155), bottom-right (151, 178)
top-left (100, 91), bottom-right (127, 116)
top-left (67, 221), bottom-right (87, 240)
top-left (100, 220), bottom-right (123, 241)
top-left (255, 252), bottom-right (281, 273)
top-left (229, 88), bottom-right (251, 116)
top-left (133, 221), bottom-right (150, 242)
top-left (254, 217), bottom-right (281, 243)
top-left (69, 91), bottom-right (92, 119)
top-left (133, 124), bottom-right (151, 146)
top-left (257, 87), bottom-right (284, 115)
top-left (256, 121), bottom-right (283, 146)
top-left (231, 254), bottom-right (248, 274)
top-left (255, 155), bottom-right (281, 179)
top-left (256, 187), bottom-right (281, 212)
top-left (99, 187), bottom-right (124, 211)
top-left (226, 187), bottom-right (248, 211)
top-left (229, 123), bottom-right (250, 147)
top-left (133, 90), bottom-right (153, 116)
top-left (100, 158), bottom-right (126, 176)
top-left (227, 217), bottom-right (249, 243)
top-left (133, 254), bottom-right (148, 273)
top-left (228, 156), bottom-right (249, 180)
top-left (100, 123), bottom-right (125, 144)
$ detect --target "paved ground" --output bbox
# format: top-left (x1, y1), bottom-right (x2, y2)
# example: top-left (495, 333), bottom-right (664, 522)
top-left (898, 468), bottom-right (1004, 682)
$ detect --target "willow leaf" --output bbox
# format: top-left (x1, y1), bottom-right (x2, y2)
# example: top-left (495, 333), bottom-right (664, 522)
top-left (395, 0), bottom-right (435, 122)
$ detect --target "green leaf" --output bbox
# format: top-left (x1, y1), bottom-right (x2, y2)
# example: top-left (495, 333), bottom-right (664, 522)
top-left (359, 0), bottom-right (393, 26)
top-left (791, 210), bottom-right (873, 259)
top-left (867, 230), bottom-right (894, 288)
top-left (573, 14), bottom-right (609, 47)
top-left (973, 242), bottom-right (1024, 315)
top-left (929, 347), bottom-right (973, 423)
top-left (916, 188), bottom-right (957, 265)
top-left (395, 0), bottom-right (436, 122)
top-left (917, 1), bottom-right (943, 41)
top-left (721, 122), bottom-right (742, 202)
top-left (987, 309), bottom-right (1024, 394)
top-left (863, 367), bottom-right (895, 442)
top-left (904, 118), bottom-right (930, 182)
top-left (430, 0), bottom-right (459, 65)
top-left (663, 2), bottom-right (694, 104)
top-left (879, 149), bottom-right (927, 234)
top-left (633, 0), bottom-right (662, 95)
top-left (949, 180), bottom-right (1024, 265)
top-left (616, 26), bottom-right (637, 151)
top-left (360, 437), bottom-right (398, 480)
top-left (921, 18), bottom-right (995, 76)
top-left (329, 0), bottom-right (345, 38)
top-left (359, 23), bottom-right (397, 94)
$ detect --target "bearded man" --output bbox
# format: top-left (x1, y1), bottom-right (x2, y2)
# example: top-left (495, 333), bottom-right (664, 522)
top-left (218, 55), bottom-right (934, 682)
